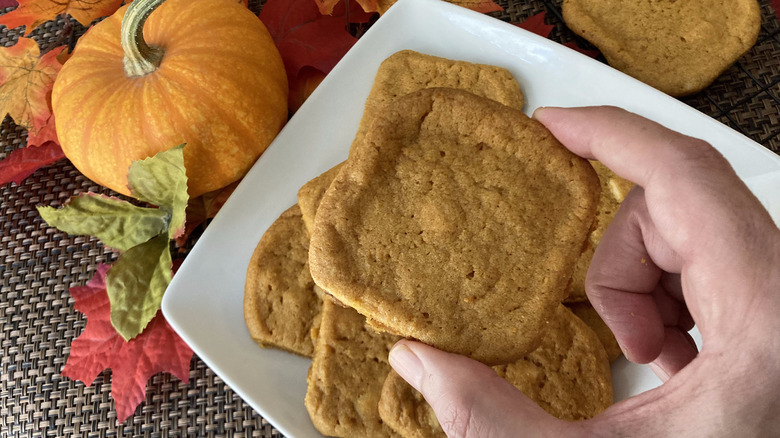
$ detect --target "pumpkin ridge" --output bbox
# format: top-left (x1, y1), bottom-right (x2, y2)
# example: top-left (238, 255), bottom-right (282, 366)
top-left (156, 67), bottom-right (279, 180)
top-left (148, 70), bottom-right (238, 194)
top-left (141, 74), bottom-right (191, 171)
top-left (76, 81), bottom-right (125, 188)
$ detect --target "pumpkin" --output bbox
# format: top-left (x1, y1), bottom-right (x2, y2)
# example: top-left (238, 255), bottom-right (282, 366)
top-left (52, 0), bottom-right (288, 198)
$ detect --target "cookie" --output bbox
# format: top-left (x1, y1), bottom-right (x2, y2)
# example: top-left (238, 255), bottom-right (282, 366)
top-left (562, 0), bottom-right (761, 96)
top-left (379, 306), bottom-right (613, 436)
top-left (243, 204), bottom-right (321, 357)
top-left (565, 160), bottom-right (633, 303)
top-left (305, 297), bottom-right (401, 437)
top-left (298, 163), bottom-right (346, 236)
top-left (309, 88), bottom-right (600, 364)
top-left (568, 301), bottom-right (622, 362)
top-left (352, 50), bottom-right (525, 154)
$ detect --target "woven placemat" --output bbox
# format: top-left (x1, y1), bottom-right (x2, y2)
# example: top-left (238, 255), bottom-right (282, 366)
top-left (2, 1), bottom-right (780, 437)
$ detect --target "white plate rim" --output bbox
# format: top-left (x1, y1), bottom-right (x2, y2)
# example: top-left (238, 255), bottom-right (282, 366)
top-left (162, 1), bottom-right (780, 436)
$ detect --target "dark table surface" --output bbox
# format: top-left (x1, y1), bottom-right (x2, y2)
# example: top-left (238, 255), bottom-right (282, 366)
top-left (2, 0), bottom-right (780, 436)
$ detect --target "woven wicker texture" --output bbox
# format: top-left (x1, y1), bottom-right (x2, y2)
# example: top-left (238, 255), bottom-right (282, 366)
top-left (2, 0), bottom-right (780, 437)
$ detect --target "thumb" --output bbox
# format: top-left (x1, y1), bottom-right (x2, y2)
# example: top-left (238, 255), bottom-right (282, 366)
top-left (389, 340), bottom-right (569, 438)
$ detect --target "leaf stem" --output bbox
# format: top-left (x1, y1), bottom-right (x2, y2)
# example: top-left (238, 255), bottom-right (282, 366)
top-left (121, 0), bottom-right (167, 78)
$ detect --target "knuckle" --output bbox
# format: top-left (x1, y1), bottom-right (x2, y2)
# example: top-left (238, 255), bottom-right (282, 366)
top-left (668, 137), bottom-right (731, 174)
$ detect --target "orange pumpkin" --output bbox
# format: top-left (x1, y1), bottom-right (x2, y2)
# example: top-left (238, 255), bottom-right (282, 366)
top-left (52, 0), bottom-right (288, 197)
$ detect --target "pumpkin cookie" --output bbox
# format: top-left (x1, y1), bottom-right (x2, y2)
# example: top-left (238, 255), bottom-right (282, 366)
top-left (309, 88), bottom-right (600, 364)
top-left (379, 306), bottom-right (613, 436)
top-left (568, 301), bottom-right (622, 362)
top-left (351, 50), bottom-right (525, 154)
top-left (562, 0), bottom-right (761, 96)
top-left (298, 163), bottom-right (345, 236)
top-left (305, 297), bottom-right (401, 437)
top-left (243, 204), bottom-right (321, 357)
top-left (565, 161), bottom-right (633, 303)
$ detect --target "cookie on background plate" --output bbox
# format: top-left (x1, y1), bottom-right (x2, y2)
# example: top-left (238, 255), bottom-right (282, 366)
top-left (378, 306), bottom-right (613, 437)
top-left (562, 0), bottom-right (760, 96)
top-left (243, 204), bottom-right (321, 357)
top-left (309, 88), bottom-right (600, 365)
top-left (305, 297), bottom-right (401, 437)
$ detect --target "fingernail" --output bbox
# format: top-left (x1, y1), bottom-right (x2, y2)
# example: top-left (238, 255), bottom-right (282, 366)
top-left (389, 342), bottom-right (423, 386)
top-left (531, 107), bottom-right (547, 120)
top-left (648, 362), bottom-right (670, 383)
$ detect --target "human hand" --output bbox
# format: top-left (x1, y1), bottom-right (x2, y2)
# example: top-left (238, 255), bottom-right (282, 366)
top-left (388, 106), bottom-right (780, 437)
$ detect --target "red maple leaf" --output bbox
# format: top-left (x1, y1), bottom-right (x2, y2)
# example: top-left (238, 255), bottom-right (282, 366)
top-left (61, 264), bottom-right (193, 423)
top-left (562, 41), bottom-right (600, 59)
top-left (260, 0), bottom-right (374, 80)
top-left (773, 0), bottom-right (780, 22)
top-left (514, 11), bottom-right (554, 38)
top-left (0, 141), bottom-right (64, 185)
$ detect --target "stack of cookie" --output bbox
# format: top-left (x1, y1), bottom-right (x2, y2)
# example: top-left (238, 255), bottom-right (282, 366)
top-left (244, 50), bottom-right (630, 437)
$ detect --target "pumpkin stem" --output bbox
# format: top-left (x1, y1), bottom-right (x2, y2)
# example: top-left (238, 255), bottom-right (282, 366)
top-left (121, 0), bottom-right (166, 77)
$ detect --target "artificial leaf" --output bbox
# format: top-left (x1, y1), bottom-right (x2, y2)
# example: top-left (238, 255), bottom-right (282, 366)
top-left (106, 234), bottom-right (172, 341)
top-left (126, 144), bottom-right (188, 239)
top-left (0, 140), bottom-right (63, 185)
top-left (318, 0), bottom-right (500, 16)
top-left (514, 11), bottom-right (553, 38)
top-left (0, 38), bottom-right (63, 134)
top-left (37, 193), bottom-right (169, 251)
top-left (562, 41), bottom-right (600, 59)
top-left (26, 112), bottom-right (58, 147)
top-left (289, 65), bottom-right (326, 113)
top-left (774, 0), bottom-right (780, 22)
top-left (176, 180), bottom-right (238, 247)
top-left (260, 0), bottom-right (373, 80)
top-left (0, 0), bottom-right (124, 33)
top-left (62, 264), bottom-right (193, 423)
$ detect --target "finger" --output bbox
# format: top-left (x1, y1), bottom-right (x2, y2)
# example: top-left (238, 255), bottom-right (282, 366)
top-left (660, 273), bottom-right (683, 302)
top-left (648, 328), bottom-right (699, 382)
top-left (586, 190), bottom-right (667, 363)
top-left (389, 340), bottom-right (569, 438)
top-left (652, 285), bottom-right (683, 327)
top-left (534, 106), bottom-right (774, 269)
top-left (536, 106), bottom-right (780, 344)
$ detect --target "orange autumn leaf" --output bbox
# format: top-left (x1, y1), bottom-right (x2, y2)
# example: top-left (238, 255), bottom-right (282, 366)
top-left (0, 0), bottom-right (124, 33)
top-left (318, 0), bottom-right (501, 16)
top-left (289, 66), bottom-right (326, 113)
top-left (0, 38), bottom-right (64, 134)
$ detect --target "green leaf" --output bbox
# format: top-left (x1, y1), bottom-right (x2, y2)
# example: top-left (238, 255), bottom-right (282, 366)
top-left (37, 193), bottom-right (168, 251)
top-left (106, 233), bottom-right (172, 341)
top-left (127, 144), bottom-right (189, 239)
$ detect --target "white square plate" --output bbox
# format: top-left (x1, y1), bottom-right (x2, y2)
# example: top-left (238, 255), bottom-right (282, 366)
top-left (162, 0), bottom-right (780, 436)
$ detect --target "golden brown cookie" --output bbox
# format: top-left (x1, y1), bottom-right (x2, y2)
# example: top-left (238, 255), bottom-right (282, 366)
top-left (379, 306), bottom-right (613, 436)
top-left (565, 160), bottom-right (633, 303)
top-left (305, 297), bottom-right (401, 437)
top-left (243, 204), bottom-right (321, 357)
top-left (562, 0), bottom-right (761, 96)
top-left (298, 163), bottom-right (345, 236)
top-left (568, 301), bottom-right (622, 362)
top-left (379, 371), bottom-right (446, 438)
top-left (309, 88), bottom-right (600, 365)
top-left (299, 51), bottom-right (525, 237)
top-left (352, 50), bottom-right (525, 154)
